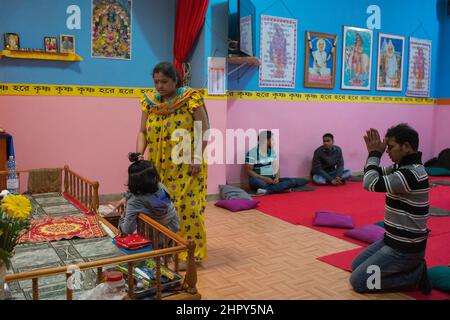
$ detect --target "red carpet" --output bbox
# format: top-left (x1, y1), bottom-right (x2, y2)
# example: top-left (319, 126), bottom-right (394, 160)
top-left (317, 232), bottom-right (450, 300)
top-left (255, 181), bottom-right (450, 245)
top-left (254, 177), bottom-right (450, 300)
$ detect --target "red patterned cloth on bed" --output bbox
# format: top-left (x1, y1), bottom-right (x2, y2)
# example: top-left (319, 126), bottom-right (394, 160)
top-left (18, 215), bottom-right (106, 243)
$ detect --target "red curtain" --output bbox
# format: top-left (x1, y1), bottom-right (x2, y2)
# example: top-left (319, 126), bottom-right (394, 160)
top-left (173, 0), bottom-right (209, 81)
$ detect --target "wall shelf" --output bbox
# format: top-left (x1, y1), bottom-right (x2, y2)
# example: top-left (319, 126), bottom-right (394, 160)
top-left (227, 56), bottom-right (259, 65)
top-left (0, 50), bottom-right (83, 62)
top-left (227, 56), bottom-right (259, 76)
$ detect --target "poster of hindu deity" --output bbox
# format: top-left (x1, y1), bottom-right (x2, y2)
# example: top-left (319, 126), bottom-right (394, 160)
top-left (406, 37), bottom-right (431, 97)
top-left (376, 33), bottom-right (405, 92)
top-left (259, 15), bottom-right (297, 88)
top-left (91, 0), bottom-right (132, 59)
top-left (341, 26), bottom-right (373, 90)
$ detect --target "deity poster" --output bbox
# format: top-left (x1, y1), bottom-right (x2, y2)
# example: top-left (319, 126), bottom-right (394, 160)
top-left (92, 0), bottom-right (132, 59)
top-left (406, 37), bottom-right (431, 97)
top-left (259, 15), bottom-right (297, 88)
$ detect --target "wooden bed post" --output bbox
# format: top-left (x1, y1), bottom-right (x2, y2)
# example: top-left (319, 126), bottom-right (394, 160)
top-left (64, 165), bottom-right (69, 193)
top-left (92, 181), bottom-right (99, 214)
top-left (183, 240), bottom-right (198, 295)
top-left (127, 262), bottom-right (134, 299)
top-left (32, 278), bottom-right (39, 300)
top-left (96, 267), bottom-right (103, 284)
top-left (66, 273), bottom-right (73, 300)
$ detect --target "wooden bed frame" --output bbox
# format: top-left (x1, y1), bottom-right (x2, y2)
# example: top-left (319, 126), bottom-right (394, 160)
top-left (1, 166), bottom-right (200, 300)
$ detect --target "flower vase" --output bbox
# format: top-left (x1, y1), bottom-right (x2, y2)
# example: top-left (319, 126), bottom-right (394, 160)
top-left (0, 262), bottom-right (6, 300)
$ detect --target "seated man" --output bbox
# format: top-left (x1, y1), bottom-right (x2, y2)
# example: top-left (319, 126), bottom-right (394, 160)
top-left (311, 133), bottom-right (352, 185)
top-left (350, 124), bottom-right (431, 294)
top-left (245, 130), bottom-right (308, 195)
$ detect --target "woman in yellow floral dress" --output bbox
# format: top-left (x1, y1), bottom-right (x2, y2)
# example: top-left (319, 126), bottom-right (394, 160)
top-left (134, 62), bottom-right (209, 263)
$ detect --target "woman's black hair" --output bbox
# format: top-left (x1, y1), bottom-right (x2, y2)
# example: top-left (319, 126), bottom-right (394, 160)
top-left (152, 62), bottom-right (182, 88)
top-left (127, 152), bottom-right (160, 194)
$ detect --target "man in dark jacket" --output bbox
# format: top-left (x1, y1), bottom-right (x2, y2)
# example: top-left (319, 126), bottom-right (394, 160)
top-left (311, 133), bottom-right (352, 185)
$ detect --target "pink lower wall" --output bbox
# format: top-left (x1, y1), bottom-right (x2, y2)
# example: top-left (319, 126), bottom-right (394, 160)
top-left (0, 95), bottom-right (444, 193)
top-left (226, 100), bottom-right (437, 184)
top-left (432, 105), bottom-right (450, 155)
top-left (0, 96), bottom-right (227, 195)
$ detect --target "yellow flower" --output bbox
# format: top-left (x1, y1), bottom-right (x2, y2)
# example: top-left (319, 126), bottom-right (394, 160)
top-left (1, 195), bottom-right (32, 220)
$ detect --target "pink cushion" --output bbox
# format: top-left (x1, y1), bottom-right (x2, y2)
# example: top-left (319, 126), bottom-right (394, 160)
top-left (313, 211), bottom-right (354, 229)
top-left (215, 199), bottom-right (259, 212)
top-left (344, 224), bottom-right (385, 243)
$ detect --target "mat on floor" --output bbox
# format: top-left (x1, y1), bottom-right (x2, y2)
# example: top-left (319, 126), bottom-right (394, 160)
top-left (431, 180), bottom-right (450, 186)
top-left (18, 215), bottom-right (106, 243)
top-left (255, 181), bottom-right (450, 246)
top-left (317, 232), bottom-right (450, 300)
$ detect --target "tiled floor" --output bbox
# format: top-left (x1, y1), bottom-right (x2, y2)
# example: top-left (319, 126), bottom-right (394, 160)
top-left (7, 193), bottom-right (124, 300)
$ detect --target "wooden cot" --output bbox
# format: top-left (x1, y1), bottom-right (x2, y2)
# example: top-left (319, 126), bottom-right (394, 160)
top-left (1, 166), bottom-right (200, 300)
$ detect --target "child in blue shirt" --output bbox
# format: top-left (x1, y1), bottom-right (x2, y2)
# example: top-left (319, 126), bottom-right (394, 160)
top-left (118, 153), bottom-right (180, 235)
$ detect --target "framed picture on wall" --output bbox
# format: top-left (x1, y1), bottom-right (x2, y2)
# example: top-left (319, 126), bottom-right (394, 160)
top-left (376, 33), bottom-right (405, 92)
top-left (91, 0), bottom-right (132, 60)
top-left (259, 15), bottom-right (298, 88)
top-left (304, 31), bottom-right (337, 89)
top-left (44, 37), bottom-right (58, 53)
top-left (341, 26), bottom-right (373, 90)
top-left (406, 37), bottom-right (432, 97)
top-left (4, 33), bottom-right (20, 50)
top-left (60, 34), bottom-right (75, 53)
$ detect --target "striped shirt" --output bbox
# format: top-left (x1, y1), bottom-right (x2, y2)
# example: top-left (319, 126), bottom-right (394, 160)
top-left (245, 146), bottom-right (277, 178)
top-left (363, 151), bottom-right (430, 253)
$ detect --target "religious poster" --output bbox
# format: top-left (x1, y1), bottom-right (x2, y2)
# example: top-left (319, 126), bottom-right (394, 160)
top-left (207, 57), bottom-right (226, 95)
top-left (341, 26), bottom-right (373, 90)
top-left (406, 37), bottom-right (432, 97)
top-left (240, 15), bottom-right (253, 56)
top-left (304, 31), bottom-right (337, 89)
top-left (259, 15), bottom-right (297, 88)
top-left (91, 0), bottom-right (132, 60)
top-left (376, 33), bottom-right (405, 92)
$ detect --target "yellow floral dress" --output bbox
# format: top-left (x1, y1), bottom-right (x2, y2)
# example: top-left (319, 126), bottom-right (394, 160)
top-left (140, 87), bottom-right (207, 262)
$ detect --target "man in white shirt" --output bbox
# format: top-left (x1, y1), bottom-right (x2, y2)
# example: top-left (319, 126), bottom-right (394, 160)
top-left (245, 131), bottom-right (309, 195)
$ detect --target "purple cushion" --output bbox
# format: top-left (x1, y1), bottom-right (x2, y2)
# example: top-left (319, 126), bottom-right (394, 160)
top-left (344, 224), bottom-right (385, 243)
top-left (313, 211), bottom-right (354, 229)
top-left (215, 199), bottom-right (259, 212)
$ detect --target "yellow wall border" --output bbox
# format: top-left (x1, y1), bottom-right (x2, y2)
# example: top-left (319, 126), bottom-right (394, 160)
top-left (226, 91), bottom-right (436, 105)
top-left (0, 83), bottom-right (148, 98)
top-left (0, 83), bottom-right (438, 105)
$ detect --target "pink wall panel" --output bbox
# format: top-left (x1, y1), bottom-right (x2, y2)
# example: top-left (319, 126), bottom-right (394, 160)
top-left (432, 105), bottom-right (450, 155)
top-left (0, 95), bottom-right (441, 193)
top-left (204, 99), bottom-right (227, 195)
top-left (226, 100), bottom-right (436, 184)
top-left (0, 96), bottom-right (227, 195)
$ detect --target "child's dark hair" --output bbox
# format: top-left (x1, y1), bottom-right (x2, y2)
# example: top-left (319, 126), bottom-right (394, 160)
top-left (323, 133), bottom-right (334, 140)
top-left (152, 62), bottom-right (182, 88)
top-left (127, 152), bottom-right (160, 194)
top-left (385, 123), bottom-right (419, 151)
